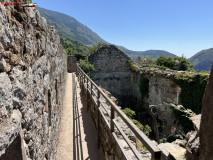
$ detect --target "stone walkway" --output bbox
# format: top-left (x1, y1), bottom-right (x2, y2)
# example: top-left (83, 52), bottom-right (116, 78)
top-left (56, 73), bottom-right (104, 160)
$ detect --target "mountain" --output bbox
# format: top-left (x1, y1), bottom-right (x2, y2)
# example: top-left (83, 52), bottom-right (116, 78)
top-left (38, 7), bottom-right (106, 46)
top-left (117, 46), bottom-right (177, 59)
top-left (38, 7), bottom-right (177, 59)
top-left (190, 48), bottom-right (213, 73)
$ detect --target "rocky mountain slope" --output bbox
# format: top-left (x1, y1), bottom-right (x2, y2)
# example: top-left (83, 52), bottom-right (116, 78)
top-left (38, 7), bottom-right (106, 46)
top-left (38, 7), bottom-right (179, 59)
top-left (190, 48), bottom-right (213, 73)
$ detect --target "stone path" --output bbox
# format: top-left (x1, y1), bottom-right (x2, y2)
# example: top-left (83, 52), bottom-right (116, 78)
top-left (56, 73), bottom-right (104, 160)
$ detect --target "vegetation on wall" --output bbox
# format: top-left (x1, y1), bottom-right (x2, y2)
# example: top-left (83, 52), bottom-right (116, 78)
top-left (127, 59), bottom-right (140, 72)
top-left (136, 55), bottom-right (194, 72)
top-left (165, 103), bottom-right (195, 133)
top-left (88, 42), bottom-right (103, 53)
top-left (122, 108), bottom-right (152, 136)
top-left (174, 72), bottom-right (208, 114)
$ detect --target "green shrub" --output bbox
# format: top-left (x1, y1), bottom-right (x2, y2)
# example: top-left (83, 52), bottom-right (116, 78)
top-left (156, 56), bottom-right (193, 71)
top-left (79, 59), bottom-right (96, 75)
top-left (146, 56), bottom-right (156, 65)
top-left (127, 59), bottom-right (140, 72)
top-left (88, 42), bottom-right (102, 53)
top-left (172, 105), bottom-right (195, 133)
top-left (122, 108), bottom-right (151, 136)
top-left (174, 73), bottom-right (208, 114)
top-left (122, 108), bottom-right (136, 119)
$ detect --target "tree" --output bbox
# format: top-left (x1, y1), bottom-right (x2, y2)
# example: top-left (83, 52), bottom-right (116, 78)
top-left (156, 56), bottom-right (193, 71)
top-left (146, 56), bottom-right (156, 65)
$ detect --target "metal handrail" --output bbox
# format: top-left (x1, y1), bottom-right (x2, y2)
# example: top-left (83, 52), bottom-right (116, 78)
top-left (76, 65), bottom-right (161, 160)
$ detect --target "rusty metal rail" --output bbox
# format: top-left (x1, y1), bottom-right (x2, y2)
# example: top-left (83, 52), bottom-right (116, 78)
top-left (76, 65), bottom-right (162, 160)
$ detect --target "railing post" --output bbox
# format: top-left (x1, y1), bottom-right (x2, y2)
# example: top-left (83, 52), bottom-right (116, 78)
top-left (79, 72), bottom-right (81, 88)
top-left (87, 77), bottom-right (89, 90)
top-left (80, 73), bottom-right (83, 89)
top-left (86, 77), bottom-right (89, 111)
top-left (91, 82), bottom-right (93, 95)
top-left (111, 105), bottom-right (115, 133)
top-left (97, 90), bottom-right (101, 148)
top-left (111, 105), bottom-right (115, 160)
top-left (76, 65), bottom-right (78, 76)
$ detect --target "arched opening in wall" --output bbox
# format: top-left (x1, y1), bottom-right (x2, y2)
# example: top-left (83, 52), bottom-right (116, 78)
top-left (48, 90), bottom-right (52, 127)
top-left (0, 134), bottom-right (23, 160)
top-left (55, 79), bottom-right (58, 104)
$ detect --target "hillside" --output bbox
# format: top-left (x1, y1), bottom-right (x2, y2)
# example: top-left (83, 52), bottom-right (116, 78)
top-left (190, 48), bottom-right (213, 73)
top-left (117, 46), bottom-right (176, 59)
top-left (38, 7), bottom-right (178, 60)
top-left (38, 7), bottom-right (106, 46)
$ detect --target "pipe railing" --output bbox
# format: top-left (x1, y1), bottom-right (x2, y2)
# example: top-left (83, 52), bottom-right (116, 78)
top-left (76, 65), bottom-right (162, 160)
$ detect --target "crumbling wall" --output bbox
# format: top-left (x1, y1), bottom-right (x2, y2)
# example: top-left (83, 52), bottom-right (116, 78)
top-left (0, 2), bottom-right (67, 160)
top-left (88, 44), bottom-right (141, 109)
top-left (88, 45), bottom-right (208, 140)
top-left (87, 45), bottom-right (182, 138)
top-left (67, 55), bottom-right (77, 73)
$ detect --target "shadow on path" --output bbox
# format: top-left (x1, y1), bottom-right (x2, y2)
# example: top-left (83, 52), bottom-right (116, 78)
top-left (72, 74), bottom-right (104, 160)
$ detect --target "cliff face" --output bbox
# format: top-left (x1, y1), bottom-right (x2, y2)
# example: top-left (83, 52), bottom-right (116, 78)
top-left (0, 2), bottom-right (67, 160)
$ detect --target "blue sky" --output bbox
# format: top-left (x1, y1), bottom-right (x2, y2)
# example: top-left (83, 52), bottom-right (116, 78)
top-left (35, 0), bottom-right (213, 58)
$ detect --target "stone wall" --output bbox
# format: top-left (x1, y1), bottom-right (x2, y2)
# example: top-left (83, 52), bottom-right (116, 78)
top-left (87, 45), bottom-right (182, 138)
top-left (0, 2), bottom-right (67, 160)
top-left (67, 55), bottom-right (77, 73)
top-left (87, 44), bottom-right (209, 140)
top-left (88, 44), bottom-right (141, 109)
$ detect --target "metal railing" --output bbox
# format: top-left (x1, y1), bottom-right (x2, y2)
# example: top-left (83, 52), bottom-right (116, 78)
top-left (76, 65), bottom-right (162, 160)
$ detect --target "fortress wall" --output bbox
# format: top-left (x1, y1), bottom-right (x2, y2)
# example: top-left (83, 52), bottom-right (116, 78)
top-left (0, 3), bottom-right (67, 160)
top-left (88, 44), bottom-right (142, 109)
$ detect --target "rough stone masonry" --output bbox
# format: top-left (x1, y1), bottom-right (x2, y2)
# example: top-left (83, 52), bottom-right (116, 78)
top-left (0, 1), bottom-right (67, 160)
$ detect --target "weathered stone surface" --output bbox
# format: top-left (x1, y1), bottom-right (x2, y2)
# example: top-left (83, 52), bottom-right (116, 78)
top-left (67, 55), bottom-right (77, 73)
top-left (200, 64), bottom-right (213, 159)
top-left (0, 109), bottom-right (22, 156)
top-left (185, 131), bottom-right (200, 160)
top-left (190, 114), bottom-right (201, 132)
top-left (158, 143), bottom-right (186, 160)
top-left (0, 72), bottom-right (13, 116)
top-left (0, 58), bottom-right (6, 72)
top-left (89, 44), bottom-right (141, 108)
top-left (172, 139), bottom-right (187, 148)
top-left (0, 2), bottom-right (67, 160)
